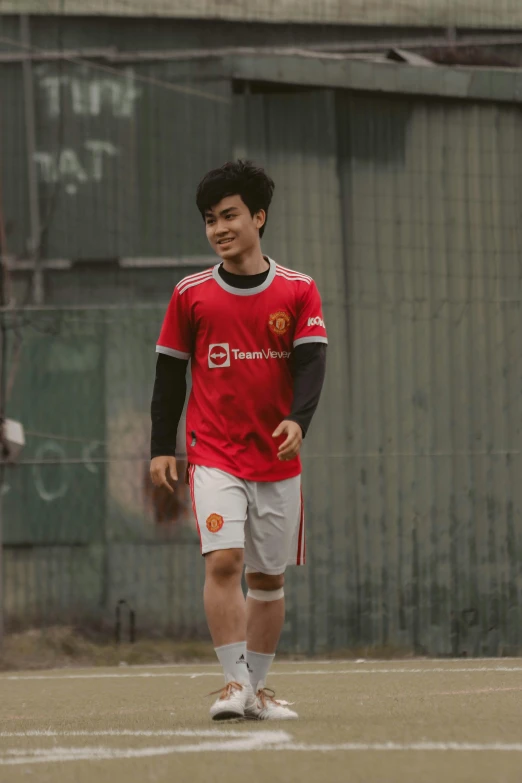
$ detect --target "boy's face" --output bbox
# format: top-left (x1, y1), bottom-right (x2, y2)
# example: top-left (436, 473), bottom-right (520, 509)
top-left (204, 195), bottom-right (265, 261)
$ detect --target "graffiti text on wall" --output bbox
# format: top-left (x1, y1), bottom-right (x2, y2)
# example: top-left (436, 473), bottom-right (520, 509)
top-left (33, 66), bottom-right (141, 195)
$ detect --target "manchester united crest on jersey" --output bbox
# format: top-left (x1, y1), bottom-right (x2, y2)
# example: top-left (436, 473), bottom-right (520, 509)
top-left (268, 310), bottom-right (291, 336)
top-left (206, 513), bottom-right (224, 533)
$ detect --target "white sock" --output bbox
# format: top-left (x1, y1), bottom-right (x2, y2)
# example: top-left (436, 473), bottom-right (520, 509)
top-left (215, 642), bottom-right (249, 685)
top-left (246, 650), bottom-right (275, 692)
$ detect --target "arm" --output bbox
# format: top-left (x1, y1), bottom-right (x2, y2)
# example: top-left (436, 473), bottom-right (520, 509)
top-left (151, 284), bottom-right (192, 489)
top-left (273, 343), bottom-right (327, 461)
top-left (150, 354), bottom-right (189, 491)
top-left (150, 353), bottom-right (188, 459)
top-left (287, 342), bottom-right (327, 436)
top-left (273, 279), bottom-right (328, 461)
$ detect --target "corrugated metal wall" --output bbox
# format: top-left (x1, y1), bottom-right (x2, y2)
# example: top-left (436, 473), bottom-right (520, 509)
top-left (233, 87), bottom-right (522, 655)
top-left (3, 20), bottom-right (522, 652)
top-left (336, 94), bottom-right (522, 655)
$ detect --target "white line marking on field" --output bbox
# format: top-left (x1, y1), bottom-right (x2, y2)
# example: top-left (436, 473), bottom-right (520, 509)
top-left (4, 666), bottom-right (522, 681)
top-left (0, 730), bottom-right (255, 738)
top-left (2, 737), bottom-right (522, 765)
top-left (105, 658), bottom-right (518, 670)
top-left (425, 686), bottom-right (522, 696)
top-left (0, 731), bottom-right (292, 765)
top-left (265, 742), bottom-right (522, 753)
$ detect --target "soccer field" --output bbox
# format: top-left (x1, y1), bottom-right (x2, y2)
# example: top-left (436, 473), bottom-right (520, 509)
top-left (1, 660), bottom-right (521, 783)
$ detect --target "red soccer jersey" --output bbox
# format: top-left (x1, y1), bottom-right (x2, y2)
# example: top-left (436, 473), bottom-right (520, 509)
top-left (156, 257), bottom-right (328, 481)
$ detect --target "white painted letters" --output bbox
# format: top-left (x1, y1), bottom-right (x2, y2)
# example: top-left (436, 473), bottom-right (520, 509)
top-left (34, 65), bottom-right (140, 195)
top-left (36, 66), bottom-right (141, 119)
top-left (33, 141), bottom-right (119, 195)
top-left (84, 140), bottom-right (118, 181)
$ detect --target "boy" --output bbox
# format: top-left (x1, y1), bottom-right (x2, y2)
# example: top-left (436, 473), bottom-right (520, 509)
top-left (150, 160), bottom-right (327, 720)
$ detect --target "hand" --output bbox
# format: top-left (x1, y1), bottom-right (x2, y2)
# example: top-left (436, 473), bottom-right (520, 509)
top-left (272, 420), bottom-right (303, 461)
top-left (150, 456), bottom-right (178, 493)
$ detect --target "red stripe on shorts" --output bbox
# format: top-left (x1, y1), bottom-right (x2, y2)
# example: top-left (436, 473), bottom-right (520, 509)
top-left (297, 487), bottom-right (305, 565)
top-left (188, 464), bottom-right (202, 549)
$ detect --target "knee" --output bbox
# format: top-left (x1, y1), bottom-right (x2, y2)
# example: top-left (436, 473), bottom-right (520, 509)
top-left (205, 549), bottom-right (243, 585)
top-left (245, 571), bottom-right (285, 592)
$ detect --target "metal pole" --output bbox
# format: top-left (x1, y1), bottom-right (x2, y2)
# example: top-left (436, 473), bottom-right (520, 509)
top-left (0, 227), bottom-right (6, 654)
top-left (0, 451), bottom-right (4, 649)
top-left (20, 14), bottom-right (43, 305)
top-left (0, 119), bottom-right (7, 651)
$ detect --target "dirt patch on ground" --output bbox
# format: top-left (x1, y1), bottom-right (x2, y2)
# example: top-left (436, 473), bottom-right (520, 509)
top-left (0, 627), bottom-right (416, 671)
top-left (0, 627), bottom-right (216, 671)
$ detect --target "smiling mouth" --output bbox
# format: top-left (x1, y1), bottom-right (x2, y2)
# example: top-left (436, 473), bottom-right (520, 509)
top-left (218, 238), bottom-right (234, 246)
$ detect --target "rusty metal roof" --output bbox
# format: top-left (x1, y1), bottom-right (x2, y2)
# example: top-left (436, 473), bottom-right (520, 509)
top-left (1, 0), bottom-right (521, 28)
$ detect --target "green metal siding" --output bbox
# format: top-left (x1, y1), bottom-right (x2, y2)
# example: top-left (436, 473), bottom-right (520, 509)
top-left (336, 93), bottom-right (522, 654)
top-left (5, 311), bottom-right (106, 544)
top-left (0, 63), bottom-right (30, 258)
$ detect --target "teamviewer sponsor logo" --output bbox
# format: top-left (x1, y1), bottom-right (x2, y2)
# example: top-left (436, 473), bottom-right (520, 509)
top-left (208, 343), bottom-right (231, 368)
top-left (208, 343), bottom-right (291, 368)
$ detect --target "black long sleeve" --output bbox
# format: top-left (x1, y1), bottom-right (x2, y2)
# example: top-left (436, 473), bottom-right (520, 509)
top-left (150, 353), bottom-right (188, 458)
top-left (286, 342), bottom-right (327, 437)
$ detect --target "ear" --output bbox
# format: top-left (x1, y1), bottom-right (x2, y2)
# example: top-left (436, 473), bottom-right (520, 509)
top-left (254, 209), bottom-right (266, 231)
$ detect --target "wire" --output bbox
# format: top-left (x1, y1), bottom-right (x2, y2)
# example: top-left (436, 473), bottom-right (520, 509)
top-left (24, 429), bottom-right (107, 445)
top-left (0, 34), bottom-right (231, 105)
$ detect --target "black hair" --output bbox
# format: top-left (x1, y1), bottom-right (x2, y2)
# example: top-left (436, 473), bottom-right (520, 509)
top-left (196, 160), bottom-right (275, 238)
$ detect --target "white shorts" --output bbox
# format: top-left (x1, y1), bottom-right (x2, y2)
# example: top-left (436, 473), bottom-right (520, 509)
top-left (187, 465), bottom-right (305, 575)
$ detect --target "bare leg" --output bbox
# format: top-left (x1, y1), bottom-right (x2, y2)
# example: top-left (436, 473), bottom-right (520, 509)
top-left (245, 572), bottom-right (285, 653)
top-left (244, 572), bottom-right (298, 716)
top-left (204, 548), bottom-right (246, 646)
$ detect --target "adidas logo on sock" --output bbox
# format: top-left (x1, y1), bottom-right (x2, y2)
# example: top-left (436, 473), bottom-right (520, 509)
top-left (236, 653), bottom-right (253, 672)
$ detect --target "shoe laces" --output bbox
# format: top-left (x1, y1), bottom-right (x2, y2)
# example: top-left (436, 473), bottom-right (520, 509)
top-left (208, 681), bottom-right (244, 700)
top-left (256, 687), bottom-right (293, 708)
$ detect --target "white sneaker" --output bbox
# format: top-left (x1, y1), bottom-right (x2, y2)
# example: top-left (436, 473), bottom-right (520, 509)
top-left (244, 688), bottom-right (299, 721)
top-left (209, 681), bottom-right (255, 721)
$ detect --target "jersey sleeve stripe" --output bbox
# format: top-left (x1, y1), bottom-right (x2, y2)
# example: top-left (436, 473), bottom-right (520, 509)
top-left (276, 268), bottom-right (312, 282)
top-left (177, 269), bottom-right (213, 288)
top-left (156, 345), bottom-right (191, 360)
top-left (276, 271), bottom-right (312, 286)
top-left (178, 272), bottom-right (213, 295)
top-left (176, 269), bottom-right (214, 292)
top-left (276, 264), bottom-right (312, 278)
top-left (293, 335), bottom-right (328, 347)
top-left (275, 265), bottom-right (313, 283)
top-left (176, 267), bottom-right (213, 288)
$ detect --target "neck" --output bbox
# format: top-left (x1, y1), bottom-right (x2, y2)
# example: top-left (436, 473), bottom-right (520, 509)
top-left (221, 247), bottom-right (268, 276)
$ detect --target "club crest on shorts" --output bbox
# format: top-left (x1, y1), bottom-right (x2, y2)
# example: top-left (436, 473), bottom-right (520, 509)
top-left (268, 310), bottom-right (291, 336)
top-left (206, 513), bottom-right (224, 533)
